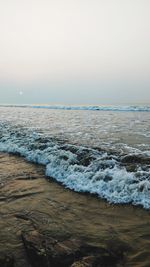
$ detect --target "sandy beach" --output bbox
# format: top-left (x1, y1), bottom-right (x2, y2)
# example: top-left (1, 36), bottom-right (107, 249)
top-left (0, 152), bottom-right (149, 267)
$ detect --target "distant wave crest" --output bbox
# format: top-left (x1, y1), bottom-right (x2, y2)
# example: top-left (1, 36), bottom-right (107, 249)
top-left (1, 104), bottom-right (150, 112)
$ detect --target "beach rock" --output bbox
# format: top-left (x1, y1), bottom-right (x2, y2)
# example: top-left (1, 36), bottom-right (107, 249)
top-left (21, 230), bottom-right (126, 267)
top-left (121, 154), bottom-right (150, 164)
top-left (22, 230), bottom-right (81, 267)
top-left (125, 164), bottom-right (137, 172)
top-left (71, 261), bottom-right (89, 267)
top-left (71, 256), bottom-right (95, 267)
top-left (0, 253), bottom-right (14, 267)
top-left (77, 153), bottom-right (94, 166)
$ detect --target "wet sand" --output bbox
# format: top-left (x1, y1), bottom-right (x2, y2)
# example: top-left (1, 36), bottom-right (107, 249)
top-left (0, 153), bottom-right (150, 267)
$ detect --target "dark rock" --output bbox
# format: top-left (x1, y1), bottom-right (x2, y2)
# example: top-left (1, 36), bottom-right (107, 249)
top-left (121, 155), bottom-right (150, 164)
top-left (103, 175), bottom-right (112, 182)
top-left (22, 230), bottom-right (81, 267)
top-left (125, 164), bottom-right (137, 172)
top-left (22, 230), bottom-right (48, 267)
top-left (71, 256), bottom-right (96, 267)
top-left (79, 156), bottom-right (93, 167)
top-left (0, 253), bottom-right (14, 267)
top-left (60, 145), bottom-right (78, 154)
top-left (77, 151), bottom-right (94, 167)
top-left (22, 230), bottom-right (127, 267)
top-left (71, 261), bottom-right (90, 267)
top-left (59, 155), bottom-right (69, 161)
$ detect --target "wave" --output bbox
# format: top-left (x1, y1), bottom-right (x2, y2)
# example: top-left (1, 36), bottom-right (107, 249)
top-left (0, 122), bottom-right (150, 209)
top-left (0, 104), bottom-right (150, 112)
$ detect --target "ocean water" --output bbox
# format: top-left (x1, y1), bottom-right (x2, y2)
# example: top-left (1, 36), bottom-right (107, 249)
top-left (0, 105), bottom-right (150, 209)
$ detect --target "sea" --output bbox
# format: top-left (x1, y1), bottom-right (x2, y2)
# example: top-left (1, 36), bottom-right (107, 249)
top-left (0, 104), bottom-right (150, 209)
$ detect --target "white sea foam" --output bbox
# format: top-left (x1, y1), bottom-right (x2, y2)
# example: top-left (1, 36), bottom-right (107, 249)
top-left (0, 123), bottom-right (150, 209)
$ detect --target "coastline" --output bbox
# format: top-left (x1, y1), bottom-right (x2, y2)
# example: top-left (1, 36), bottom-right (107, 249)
top-left (0, 153), bottom-right (150, 267)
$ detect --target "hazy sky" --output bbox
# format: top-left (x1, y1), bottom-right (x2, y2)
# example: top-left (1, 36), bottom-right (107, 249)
top-left (0, 0), bottom-right (150, 104)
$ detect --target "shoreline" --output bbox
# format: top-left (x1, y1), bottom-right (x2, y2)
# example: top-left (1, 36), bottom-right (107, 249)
top-left (0, 153), bottom-right (150, 267)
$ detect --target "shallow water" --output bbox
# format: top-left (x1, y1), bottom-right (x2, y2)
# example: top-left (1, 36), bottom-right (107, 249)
top-left (0, 153), bottom-right (150, 267)
top-left (0, 106), bottom-right (150, 209)
top-left (0, 106), bottom-right (150, 151)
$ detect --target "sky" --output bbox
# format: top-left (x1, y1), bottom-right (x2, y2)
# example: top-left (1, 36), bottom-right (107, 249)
top-left (0, 0), bottom-right (150, 105)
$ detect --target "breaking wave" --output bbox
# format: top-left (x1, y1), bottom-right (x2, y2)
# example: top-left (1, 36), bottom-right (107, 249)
top-left (0, 122), bottom-right (150, 209)
top-left (1, 104), bottom-right (150, 112)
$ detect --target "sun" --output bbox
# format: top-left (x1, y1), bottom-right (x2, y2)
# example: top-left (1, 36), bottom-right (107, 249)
top-left (19, 91), bottom-right (23, 95)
